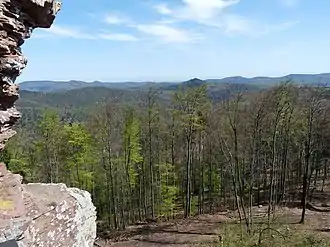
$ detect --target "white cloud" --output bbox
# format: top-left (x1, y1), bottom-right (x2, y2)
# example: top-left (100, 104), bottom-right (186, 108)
top-left (155, 0), bottom-right (239, 22)
top-left (104, 14), bottom-right (130, 25)
top-left (264, 21), bottom-right (300, 34)
top-left (99, 33), bottom-right (139, 41)
top-left (221, 15), bottom-right (299, 37)
top-left (279, 0), bottom-right (299, 7)
top-left (222, 14), bottom-right (251, 34)
top-left (180, 0), bottom-right (239, 20)
top-left (45, 25), bottom-right (94, 39)
top-left (154, 3), bottom-right (172, 15)
top-left (41, 25), bottom-right (138, 42)
top-left (154, 0), bottom-right (298, 37)
top-left (156, 19), bottom-right (178, 25)
top-left (153, 0), bottom-right (250, 34)
top-left (133, 24), bottom-right (200, 43)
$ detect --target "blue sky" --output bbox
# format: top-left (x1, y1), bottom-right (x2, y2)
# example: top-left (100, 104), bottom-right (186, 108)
top-left (19, 0), bottom-right (330, 82)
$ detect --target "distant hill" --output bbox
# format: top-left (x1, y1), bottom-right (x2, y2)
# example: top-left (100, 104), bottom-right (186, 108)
top-left (13, 79), bottom-right (274, 129)
top-left (16, 87), bottom-right (152, 128)
top-left (206, 73), bottom-right (330, 86)
top-left (182, 78), bottom-right (207, 88)
top-left (17, 87), bottom-right (148, 110)
top-left (18, 80), bottom-right (158, 93)
top-left (16, 81), bottom-right (262, 118)
top-left (19, 73), bottom-right (330, 93)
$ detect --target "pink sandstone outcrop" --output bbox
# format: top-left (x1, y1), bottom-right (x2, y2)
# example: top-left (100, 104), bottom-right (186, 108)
top-left (0, 0), bottom-right (61, 150)
top-left (0, 163), bottom-right (97, 246)
top-left (0, 1), bottom-right (97, 246)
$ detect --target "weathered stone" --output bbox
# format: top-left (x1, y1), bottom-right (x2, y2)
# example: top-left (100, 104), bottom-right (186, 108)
top-left (0, 1), bottom-right (98, 246)
top-left (0, 163), bottom-right (97, 246)
top-left (0, 0), bottom-right (61, 150)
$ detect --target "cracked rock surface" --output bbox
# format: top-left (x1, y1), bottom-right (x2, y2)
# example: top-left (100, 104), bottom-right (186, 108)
top-left (0, 163), bottom-right (97, 246)
top-left (0, 0), bottom-right (61, 150)
top-left (0, 1), bottom-right (97, 246)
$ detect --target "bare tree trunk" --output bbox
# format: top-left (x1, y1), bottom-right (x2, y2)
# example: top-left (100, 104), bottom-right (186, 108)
top-left (185, 132), bottom-right (192, 218)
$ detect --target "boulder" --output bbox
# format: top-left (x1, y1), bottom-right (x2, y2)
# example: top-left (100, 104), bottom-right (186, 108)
top-left (0, 163), bottom-right (97, 246)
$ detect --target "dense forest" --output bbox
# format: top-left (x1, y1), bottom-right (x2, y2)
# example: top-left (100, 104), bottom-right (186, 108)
top-left (2, 82), bottom-right (330, 235)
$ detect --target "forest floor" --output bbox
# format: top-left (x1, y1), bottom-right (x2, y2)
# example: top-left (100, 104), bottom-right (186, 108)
top-left (96, 187), bottom-right (330, 246)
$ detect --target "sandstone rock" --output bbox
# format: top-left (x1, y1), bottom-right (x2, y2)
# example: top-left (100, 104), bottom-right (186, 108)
top-left (0, 0), bottom-right (61, 150)
top-left (0, 1), bottom-right (98, 246)
top-left (0, 163), bottom-right (97, 246)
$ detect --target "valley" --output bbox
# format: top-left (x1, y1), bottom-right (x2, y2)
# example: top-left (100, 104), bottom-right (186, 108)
top-left (5, 79), bottom-right (330, 246)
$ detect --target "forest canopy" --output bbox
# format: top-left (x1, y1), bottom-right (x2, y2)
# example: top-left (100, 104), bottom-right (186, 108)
top-left (3, 82), bottom-right (330, 232)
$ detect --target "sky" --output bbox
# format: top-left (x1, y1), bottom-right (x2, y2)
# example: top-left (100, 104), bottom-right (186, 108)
top-left (18, 0), bottom-right (330, 82)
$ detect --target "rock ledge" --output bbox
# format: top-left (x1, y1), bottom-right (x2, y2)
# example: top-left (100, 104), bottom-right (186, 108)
top-left (0, 163), bottom-right (97, 246)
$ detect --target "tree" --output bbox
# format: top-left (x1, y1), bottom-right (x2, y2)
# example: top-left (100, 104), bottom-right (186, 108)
top-left (299, 86), bottom-right (328, 223)
top-left (8, 81), bottom-right (330, 234)
top-left (34, 109), bottom-right (63, 183)
top-left (173, 85), bottom-right (209, 218)
top-left (122, 107), bottom-right (143, 223)
top-left (63, 123), bottom-right (95, 191)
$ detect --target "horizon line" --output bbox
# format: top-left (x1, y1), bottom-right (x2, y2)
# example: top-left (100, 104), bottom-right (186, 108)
top-left (17, 72), bottom-right (330, 84)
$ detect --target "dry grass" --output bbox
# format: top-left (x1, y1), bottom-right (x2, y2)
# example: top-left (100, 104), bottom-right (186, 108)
top-left (98, 205), bottom-right (330, 246)
top-left (203, 223), bottom-right (330, 247)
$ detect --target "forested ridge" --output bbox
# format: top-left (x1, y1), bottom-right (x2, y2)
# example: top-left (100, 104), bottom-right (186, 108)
top-left (3, 82), bottom-right (330, 236)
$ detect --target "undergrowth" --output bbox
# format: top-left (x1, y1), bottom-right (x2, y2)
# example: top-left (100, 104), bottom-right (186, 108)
top-left (203, 222), bottom-right (330, 247)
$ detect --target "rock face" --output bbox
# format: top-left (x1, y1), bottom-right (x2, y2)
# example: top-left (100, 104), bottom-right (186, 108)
top-left (0, 2), bottom-right (98, 246)
top-left (0, 163), bottom-right (97, 246)
top-left (0, 0), bottom-right (61, 150)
